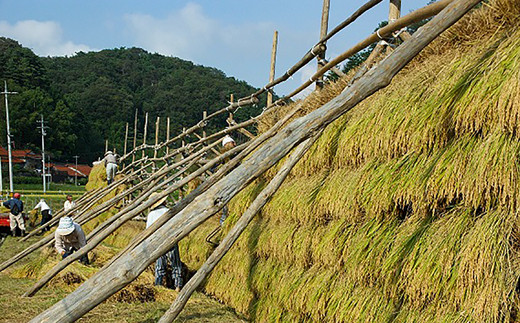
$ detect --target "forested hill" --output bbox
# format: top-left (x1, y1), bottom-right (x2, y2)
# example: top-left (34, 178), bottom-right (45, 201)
top-left (0, 37), bottom-right (264, 162)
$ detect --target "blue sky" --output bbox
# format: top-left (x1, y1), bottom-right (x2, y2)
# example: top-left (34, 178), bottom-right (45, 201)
top-left (0, 0), bottom-right (430, 96)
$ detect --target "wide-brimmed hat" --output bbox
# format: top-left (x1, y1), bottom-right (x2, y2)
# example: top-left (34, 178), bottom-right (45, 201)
top-left (150, 192), bottom-right (168, 210)
top-left (56, 217), bottom-right (75, 235)
top-left (222, 135), bottom-right (235, 147)
top-left (105, 150), bottom-right (113, 156)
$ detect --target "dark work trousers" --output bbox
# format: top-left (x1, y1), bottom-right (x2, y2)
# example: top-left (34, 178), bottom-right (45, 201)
top-left (40, 210), bottom-right (52, 231)
top-left (154, 244), bottom-right (183, 288)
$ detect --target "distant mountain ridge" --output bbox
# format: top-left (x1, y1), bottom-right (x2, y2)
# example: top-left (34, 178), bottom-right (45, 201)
top-left (0, 37), bottom-right (264, 163)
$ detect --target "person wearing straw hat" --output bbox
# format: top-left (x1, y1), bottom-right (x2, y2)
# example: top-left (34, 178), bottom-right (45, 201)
top-left (103, 150), bottom-right (118, 185)
top-left (55, 217), bottom-right (89, 265)
top-left (146, 192), bottom-right (183, 291)
top-left (33, 198), bottom-right (52, 231)
top-left (3, 192), bottom-right (25, 237)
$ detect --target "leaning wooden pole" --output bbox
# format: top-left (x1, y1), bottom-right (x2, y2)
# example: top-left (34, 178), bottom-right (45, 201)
top-left (316, 0), bottom-right (330, 89)
top-left (30, 1), bottom-right (481, 320)
top-left (159, 132), bottom-right (321, 322)
top-left (267, 31), bottom-right (278, 107)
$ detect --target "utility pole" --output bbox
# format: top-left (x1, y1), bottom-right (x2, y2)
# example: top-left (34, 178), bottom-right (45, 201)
top-left (37, 115), bottom-right (49, 193)
top-left (1, 81), bottom-right (18, 194)
top-left (73, 155), bottom-right (79, 186)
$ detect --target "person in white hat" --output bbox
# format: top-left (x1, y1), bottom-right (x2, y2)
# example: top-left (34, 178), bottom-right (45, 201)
top-left (55, 217), bottom-right (89, 264)
top-left (218, 135), bottom-right (237, 225)
top-left (221, 135), bottom-right (236, 149)
top-left (146, 192), bottom-right (183, 291)
top-left (102, 150), bottom-right (119, 185)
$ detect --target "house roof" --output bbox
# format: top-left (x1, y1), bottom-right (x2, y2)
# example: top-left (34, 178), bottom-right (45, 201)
top-left (0, 147), bottom-right (42, 161)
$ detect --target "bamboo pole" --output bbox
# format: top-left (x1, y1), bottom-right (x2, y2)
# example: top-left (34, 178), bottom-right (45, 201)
top-left (123, 122), bottom-right (129, 156)
top-left (202, 111), bottom-right (207, 140)
top-left (104, 140), bottom-right (108, 153)
top-left (153, 117), bottom-right (160, 170)
top-left (166, 117), bottom-right (170, 156)
top-left (142, 112), bottom-right (148, 159)
top-left (316, 0), bottom-right (330, 89)
top-left (29, 2), bottom-right (481, 320)
top-left (159, 131), bottom-right (321, 322)
top-left (267, 31), bottom-right (278, 106)
top-left (389, 0), bottom-right (401, 21)
top-left (132, 109), bottom-right (138, 163)
top-left (182, 127), bottom-right (186, 148)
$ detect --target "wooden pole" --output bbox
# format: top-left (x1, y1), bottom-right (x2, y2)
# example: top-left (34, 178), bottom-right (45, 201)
top-left (267, 31), bottom-right (278, 106)
top-left (389, 0), bottom-right (401, 21)
top-left (159, 132), bottom-right (321, 322)
top-left (105, 140), bottom-right (108, 153)
top-left (142, 112), bottom-right (148, 159)
top-left (202, 111), bottom-right (207, 142)
top-left (123, 122), bottom-right (129, 156)
top-left (317, 0), bottom-right (330, 89)
top-left (166, 117), bottom-right (170, 156)
top-left (132, 109), bottom-right (138, 163)
top-left (229, 94), bottom-right (234, 122)
top-left (154, 117), bottom-right (160, 159)
top-left (182, 127), bottom-right (186, 148)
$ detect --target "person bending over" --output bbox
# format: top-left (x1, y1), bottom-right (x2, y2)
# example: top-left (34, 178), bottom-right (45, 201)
top-left (55, 217), bottom-right (89, 265)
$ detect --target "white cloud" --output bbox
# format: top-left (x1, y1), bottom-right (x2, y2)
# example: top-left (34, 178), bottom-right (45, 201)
top-left (293, 63), bottom-right (316, 100)
top-left (124, 3), bottom-right (274, 64)
top-left (0, 20), bottom-right (93, 56)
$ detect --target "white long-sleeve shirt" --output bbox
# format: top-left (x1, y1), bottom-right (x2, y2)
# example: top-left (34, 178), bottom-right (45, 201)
top-left (34, 200), bottom-right (51, 212)
top-left (64, 200), bottom-right (75, 212)
top-left (146, 206), bottom-right (168, 229)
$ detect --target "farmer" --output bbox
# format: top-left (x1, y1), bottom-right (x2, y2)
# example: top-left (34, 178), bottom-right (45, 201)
top-left (3, 193), bottom-right (25, 237)
top-left (219, 135), bottom-right (236, 225)
top-left (55, 216), bottom-right (89, 264)
top-left (146, 192), bottom-right (183, 291)
top-left (63, 194), bottom-right (75, 214)
top-left (103, 150), bottom-right (118, 185)
top-left (221, 134), bottom-right (236, 151)
top-left (33, 198), bottom-right (52, 231)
